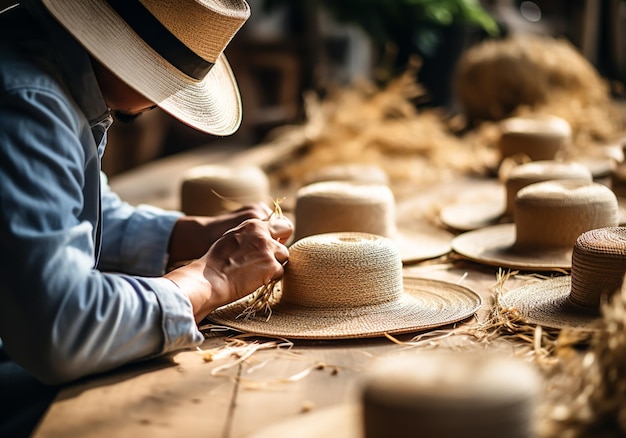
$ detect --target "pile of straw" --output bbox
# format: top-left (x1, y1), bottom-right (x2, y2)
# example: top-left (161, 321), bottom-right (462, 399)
top-left (537, 280), bottom-right (626, 437)
top-left (454, 34), bottom-right (626, 156)
top-left (264, 59), bottom-right (495, 200)
top-left (260, 34), bottom-right (626, 199)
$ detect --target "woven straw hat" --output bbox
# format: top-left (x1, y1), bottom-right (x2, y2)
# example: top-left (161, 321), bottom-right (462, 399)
top-left (500, 227), bottom-right (626, 329)
top-left (292, 181), bottom-right (453, 264)
top-left (41, 0), bottom-right (250, 135)
top-left (208, 232), bottom-right (481, 339)
top-left (498, 115), bottom-right (572, 162)
top-left (248, 352), bottom-right (540, 438)
top-left (452, 179), bottom-right (619, 271)
top-left (180, 164), bottom-right (270, 216)
top-left (440, 160), bottom-right (593, 232)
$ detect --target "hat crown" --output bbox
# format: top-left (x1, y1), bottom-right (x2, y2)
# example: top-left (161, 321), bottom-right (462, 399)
top-left (140, 0), bottom-right (250, 63)
top-left (504, 160), bottom-right (593, 214)
top-left (180, 164), bottom-right (269, 216)
top-left (363, 353), bottom-right (540, 438)
top-left (569, 227), bottom-right (626, 310)
top-left (513, 180), bottom-right (618, 249)
top-left (294, 182), bottom-right (397, 241)
top-left (281, 233), bottom-right (404, 309)
top-left (498, 115), bottom-right (571, 161)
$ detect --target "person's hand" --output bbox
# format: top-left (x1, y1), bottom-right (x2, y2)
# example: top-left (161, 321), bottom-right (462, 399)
top-left (167, 203), bottom-right (274, 267)
top-left (164, 215), bottom-right (293, 322)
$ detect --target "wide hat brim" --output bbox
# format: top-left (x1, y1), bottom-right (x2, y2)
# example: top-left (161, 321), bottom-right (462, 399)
top-left (451, 223), bottom-right (572, 271)
top-left (439, 199), bottom-right (506, 232)
top-left (42, 0), bottom-right (243, 135)
top-left (207, 277), bottom-right (481, 340)
top-left (389, 225), bottom-right (453, 264)
top-left (436, 179), bottom-right (506, 232)
top-left (499, 276), bottom-right (601, 329)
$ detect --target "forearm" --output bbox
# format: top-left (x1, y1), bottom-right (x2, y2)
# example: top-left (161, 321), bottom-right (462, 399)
top-left (0, 234), bottom-right (203, 385)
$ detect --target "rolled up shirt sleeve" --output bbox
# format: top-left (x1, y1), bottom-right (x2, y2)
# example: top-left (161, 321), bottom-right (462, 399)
top-left (98, 173), bottom-right (183, 277)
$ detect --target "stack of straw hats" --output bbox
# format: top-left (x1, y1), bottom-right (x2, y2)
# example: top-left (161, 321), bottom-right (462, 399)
top-left (451, 179), bottom-right (619, 271)
top-left (440, 160), bottom-right (593, 232)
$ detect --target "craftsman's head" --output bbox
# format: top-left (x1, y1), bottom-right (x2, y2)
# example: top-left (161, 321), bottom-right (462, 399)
top-left (42, 0), bottom-right (250, 134)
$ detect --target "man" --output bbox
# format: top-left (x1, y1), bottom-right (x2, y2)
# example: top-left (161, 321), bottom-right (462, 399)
top-left (0, 0), bottom-right (293, 434)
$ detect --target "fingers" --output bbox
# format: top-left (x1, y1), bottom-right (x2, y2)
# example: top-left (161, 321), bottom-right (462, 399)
top-left (233, 203), bottom-right (273, 220)
top-left (268, 216), bottom-right (294, 241)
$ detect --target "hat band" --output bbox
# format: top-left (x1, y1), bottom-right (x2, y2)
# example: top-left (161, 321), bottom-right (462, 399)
top-left (106, 0), bottom-right (214, 80)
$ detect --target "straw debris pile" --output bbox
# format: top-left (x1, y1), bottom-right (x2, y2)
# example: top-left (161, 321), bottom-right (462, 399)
top-left (261, 35), bottom-right (626, 199)
top-left (454, 34), bottom-right (626, 157)
top-left (537, 280), bottom-right (626, 437)
top-left (263, 59), bottom-right (495, 200)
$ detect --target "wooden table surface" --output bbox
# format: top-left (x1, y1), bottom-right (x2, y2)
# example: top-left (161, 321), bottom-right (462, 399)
top-left (34, 143), bottom-right (562, 438)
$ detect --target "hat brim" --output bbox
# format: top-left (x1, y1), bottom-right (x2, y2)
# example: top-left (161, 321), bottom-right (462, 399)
top-left (498, 276), bottom-right (601, 329)
top-left (393, 226), bottom-right (453, 264)
top-left (451, 224), bottom-right (572, 271)
top-left (42, 0), bottom-right (242, 135)
top-left (207, 277), bottom-right (482, 340)
top-left (439, 199), bottom-right (506, 232)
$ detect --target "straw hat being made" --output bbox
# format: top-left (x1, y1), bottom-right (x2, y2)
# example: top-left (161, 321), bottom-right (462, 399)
top-left (292, 181), bottom-right (453, 264)
top-left (451, 179), bottom-right (619, 271)
top-left (500, 227), bottom-right (626, 329)
top-left (249, 352), bottom-right (540, 438)
top-left (42, 0), bottom-right (250, 135)
top-left (208, 232), bottom-right (481, 339)
top-left (180, 164), bottom-right (270, 216)
top-left (439, 160), bottom-right (593, 232)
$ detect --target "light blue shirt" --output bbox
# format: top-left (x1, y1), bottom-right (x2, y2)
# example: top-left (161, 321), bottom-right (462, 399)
top-left (0, 2), bottom-right (203, 385)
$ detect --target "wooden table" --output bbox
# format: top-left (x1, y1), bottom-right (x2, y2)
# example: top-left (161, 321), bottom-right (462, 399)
top-left (33, 144), bottom-right (557, 438)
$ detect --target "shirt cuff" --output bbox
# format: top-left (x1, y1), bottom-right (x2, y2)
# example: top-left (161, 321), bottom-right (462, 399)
top-left (143, 277), bottom-right (204, 352)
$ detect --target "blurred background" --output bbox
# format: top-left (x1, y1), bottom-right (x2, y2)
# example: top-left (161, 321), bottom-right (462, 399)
top-left (102, 0), bottom-right (626, 177)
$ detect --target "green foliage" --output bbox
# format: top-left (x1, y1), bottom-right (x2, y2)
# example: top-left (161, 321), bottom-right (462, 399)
top-left (261, 0), bottom-right (499, 56)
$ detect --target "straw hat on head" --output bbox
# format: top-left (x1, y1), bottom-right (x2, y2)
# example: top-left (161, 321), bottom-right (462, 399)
top-left (208, 232), bottom-right (481, 339)
top-left (440, 160), bottom-right (593, 232)
top-left (292, 181), bottom-right (453, 264)
top-left (498, 115), bottom-right (572, 162)
top-left (451, 179), bottom-right (619, 271)
top-left (500, 227), bottom-right (626, 329)
top-left (180, 164), bottom-right (270, 216)
top-left (41, 0), bottom-right (250, 135)
top-left (248, 352), bottom-right (540, 438)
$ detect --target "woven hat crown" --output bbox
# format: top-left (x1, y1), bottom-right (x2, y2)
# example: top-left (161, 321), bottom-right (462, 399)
top-left (180, 164), bottom-right (269, 216)
top-left (569, 227), bottom-right (626, 310)
top-left (362, 353), bottom-right (540, 438)
top-left (503, 160), bottom-right (592, 215)
top-left (282, 232), bottom-right (404, 309)
top-left (112, 0), bottom-right (250, 67)
top-left (293, 181), bottom-right (397, 241)
top-left (513, 179), bottom-right (618, 249)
